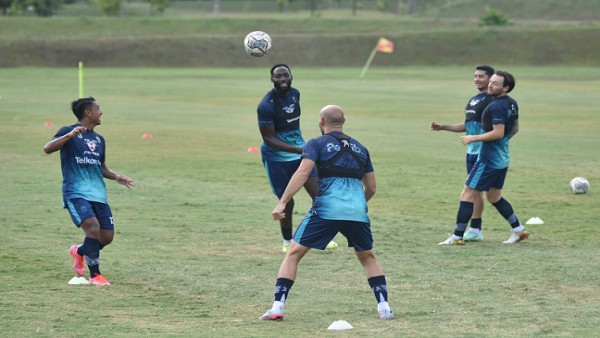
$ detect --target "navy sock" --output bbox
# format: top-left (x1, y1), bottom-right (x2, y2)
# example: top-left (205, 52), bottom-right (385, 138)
top-left (368, 275), bottom-right (389, 303)
top-left (470, 218), bottom-right (482, 230)
top-left (281, 228), bottom-right (293, 241)
top-left (274, 278), bottom-right (294, 303)
top-left (454, 201), bottom-right (473, 237)
top-left (98, 242), bottom-right (105, 250)
top-left (78, 237), bottom-right (101, 277)
top-left (492, 198), bottom-right (521, 229)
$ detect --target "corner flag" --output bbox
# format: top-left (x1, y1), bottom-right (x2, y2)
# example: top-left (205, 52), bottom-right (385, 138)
top-left (375, 38), bottom-right (394, 53)
top-left (360, 37), bottom-right (395, 78)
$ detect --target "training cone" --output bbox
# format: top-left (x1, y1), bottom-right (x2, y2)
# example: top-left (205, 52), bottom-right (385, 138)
top-left (327, 320), bottom-right (353, 331)
top-left (44, 121), bottom-right (54, 126)
top-left (247, 147), bottom-right (258, 153)
top-left (526, 217), bottom-right (544, 225)
top-left (68, 276), bottom-right (90, 285)
top-left (142, 133), bottom-right (153, 139)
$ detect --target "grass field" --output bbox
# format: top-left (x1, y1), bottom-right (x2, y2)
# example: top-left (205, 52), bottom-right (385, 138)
top-left (1, 66), bottom-right (599, 337)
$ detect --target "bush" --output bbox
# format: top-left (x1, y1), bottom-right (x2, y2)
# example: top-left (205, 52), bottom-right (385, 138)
top-left (479, 6), bottom-right (513, 27)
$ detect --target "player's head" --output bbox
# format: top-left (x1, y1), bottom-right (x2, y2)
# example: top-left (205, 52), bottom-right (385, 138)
top-left (474, 65), bottom-right (495, 92)
top-left (495, 70), bottom-right (515, 93)
top-left (319, 105), bottom-right (345, 135)
top-left (488, 71), bottom-right (516, 97)
top-left (270, 64), bottom-right (293, 92)
top-left (476, 65), bottom-right (495, 78)
top-left (71, 97), bottom-right (96, 121)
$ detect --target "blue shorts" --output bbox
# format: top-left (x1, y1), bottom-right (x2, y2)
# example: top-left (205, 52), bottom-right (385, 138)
top-left (466, 161), bottom-right (508, 191)
top-left (65, 198), bottom-right (114, 230)
top-left (294, 210), bottom-right (373, 252)
top-left (263, 159), bottom-right (317, 198)
top-left (466, 153), bottom-right (479, 174)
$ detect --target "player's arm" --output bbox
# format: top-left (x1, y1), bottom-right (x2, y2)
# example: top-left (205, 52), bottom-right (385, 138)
top-left (430, 121), bottom-right (465, 132)
top-left (272, 158), bottom-right (315, 220)
top-left (461, 124), bottom-right (504, 145)
top-left (362, 172), bottom-right (377, 202)
top-left (259, 125), bottom-right (303, 154)
top-left (102, 163), bottom-right (135, 188)
top-left (43, 126), bottom-right (87, 154)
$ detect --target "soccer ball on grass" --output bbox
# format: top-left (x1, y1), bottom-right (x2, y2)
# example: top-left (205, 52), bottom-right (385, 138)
top-left (569, 177), bottom-right (590, 194)
top-left (244, 31), bottom-right (272, 57)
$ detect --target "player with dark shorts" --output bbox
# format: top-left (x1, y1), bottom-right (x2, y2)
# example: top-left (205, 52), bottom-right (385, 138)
top-left (257, 64), bottom-right (320, 252)
top-left (44, 97), bottom-right (134, 285)
top-left (431, 65), bottom-right (494, 242)
top-left (259, 105), bottom-right (394, 321)
top-left (440, 71), bottom-right (529, 245)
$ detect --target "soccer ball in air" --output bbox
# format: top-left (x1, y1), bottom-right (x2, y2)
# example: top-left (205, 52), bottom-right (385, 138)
top-left (244, 31), bottom-right (272, 57)
top-left (569, 177), bottom-right (590, 194)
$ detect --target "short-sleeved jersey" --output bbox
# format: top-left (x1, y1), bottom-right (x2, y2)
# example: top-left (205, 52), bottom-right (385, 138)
top-left (257, 87), bottom-right (306, 162)
top-left (53, 124), bottom-right (107, 204)
top-left (479, 95), bottom-right (519, 169)
top-left (302, 131), bottom-right (373, 223)
top-left (465, 92), bottom-right (493, 155)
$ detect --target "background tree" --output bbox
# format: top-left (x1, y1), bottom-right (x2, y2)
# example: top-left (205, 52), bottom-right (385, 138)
top-left (143, 0), bottom-right (169, 14)
top-left (95, 0), bottom-right (121, 15)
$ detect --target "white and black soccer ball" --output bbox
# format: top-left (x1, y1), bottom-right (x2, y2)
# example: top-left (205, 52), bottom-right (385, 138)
top-left (569, 177), bottom-right (590, 194)
top-left (244, 31), bottom-right (272, 57)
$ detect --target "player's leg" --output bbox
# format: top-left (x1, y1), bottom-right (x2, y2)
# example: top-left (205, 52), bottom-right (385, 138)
top-left (486, 171), bottom-right (528, 243)
top-left (96, 202), bottom-right (115, 250)
top-left (66, 198), bottom-right (100, 277)
top-left (464, 191), bottom-right (485, 241)
top-left (260, 238), bottom-right (311, 321)
top-left (464, 154), bottom-right (484, 241)
top-left (344, 221), bottom-right (394, 320)
top-left (264, 160), bottom-right (296, 252)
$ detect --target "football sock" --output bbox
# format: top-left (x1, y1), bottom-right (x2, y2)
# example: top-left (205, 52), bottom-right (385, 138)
top-left (281, 228), bottom-right (292, 241)
top-left (368, 275), bottom-right (389, 303)
top-left (273, 278), bottom-right (294, 303)
top-left (454, 201), bottom-right (473, 236)
top-left (492, 198), bottom-right (522, 229)
top-left (98, 242), bottom-right (105, 250)
top-left (78, 237), bottom-right (101, 277)
top-left (470, 218), bottom-right (482, 231)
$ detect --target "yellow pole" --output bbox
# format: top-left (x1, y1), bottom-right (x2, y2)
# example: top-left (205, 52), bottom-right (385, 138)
top-left (78, 61), bottom-right (83, 97)
top-left (359, 48), bottom-right (377, 78)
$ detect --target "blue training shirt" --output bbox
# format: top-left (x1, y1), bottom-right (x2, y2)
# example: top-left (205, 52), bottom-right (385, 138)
top-left (465, 92), bottom-right (493, 155)
top-left (54, 124), bottom-right (108, 205)
top-left (479, 95), bottom-right (519, 169)
top-left (257, 87), bottom-right (306, 162)
top-left (302, 131), bottom-right (374, 222)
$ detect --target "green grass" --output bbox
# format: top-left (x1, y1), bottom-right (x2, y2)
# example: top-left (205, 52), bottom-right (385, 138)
top-left (1, 66), bottom-right (599, 337)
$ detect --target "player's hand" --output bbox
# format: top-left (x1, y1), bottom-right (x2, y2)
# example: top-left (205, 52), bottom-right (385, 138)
top-left (272, 203), bottom-right (286, 220)
top-left (70, 126), bottom-right (87, 137)
top-left (116, 174), bottom-right (135, 189)
top-left (460, 135), bottom-right (474, 145)
top-left (430, 121), bottom-right (442, 131)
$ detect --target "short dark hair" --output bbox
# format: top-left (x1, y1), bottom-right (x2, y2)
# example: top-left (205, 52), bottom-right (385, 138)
top-left (71, 96), bottom-right (95, 120)
top-left (476, 65), bottom-right (495, 77)
top-left (270, 64), bottom-right (291, 77)
top-left (495, 70), bottom-right (516, 93)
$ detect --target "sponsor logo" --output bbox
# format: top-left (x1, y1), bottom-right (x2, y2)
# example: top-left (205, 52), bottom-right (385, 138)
top-left (75, 156), bottom-right (101, 165)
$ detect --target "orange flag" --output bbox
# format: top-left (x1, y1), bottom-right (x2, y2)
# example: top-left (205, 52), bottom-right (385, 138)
top-left (375, 37), bottom-right (394, 53)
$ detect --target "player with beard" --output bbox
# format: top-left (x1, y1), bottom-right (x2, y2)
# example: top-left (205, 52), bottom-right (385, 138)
top-left (431, 65), bottom-right (495, 244)
top-left (257, 64), bottom-right (324, 252)
top-left (440, 70), bottom-right (528, 245)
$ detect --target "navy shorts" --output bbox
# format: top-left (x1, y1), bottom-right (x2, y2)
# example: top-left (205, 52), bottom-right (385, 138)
top-left (465, 161), bottom-right (508, 191)
top-left (294, 210), bottom-right (373, 252)
top-left (263, 159), bottom-right (317, 198)
top-left (65, 198), bottom-right (114, 230)
top-left (466, 153), bottom-right (479, 174)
